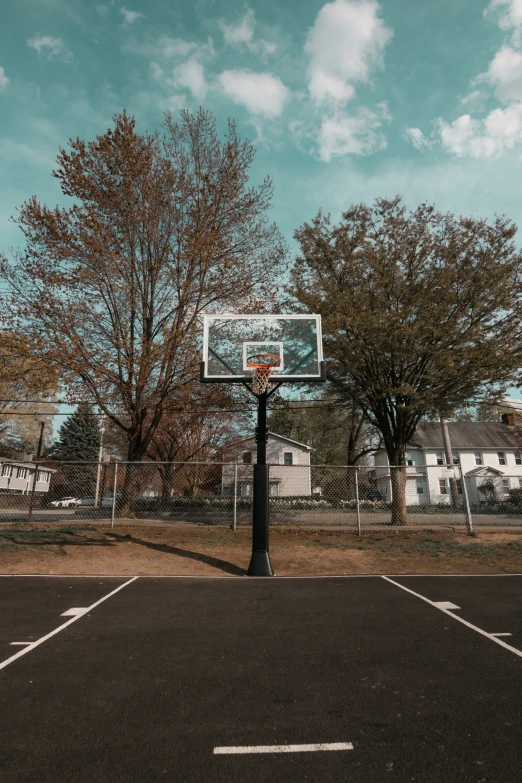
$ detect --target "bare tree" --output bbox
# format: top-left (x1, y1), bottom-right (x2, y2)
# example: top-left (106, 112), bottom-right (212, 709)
top-left (2, 109), bottom-right (287, 511)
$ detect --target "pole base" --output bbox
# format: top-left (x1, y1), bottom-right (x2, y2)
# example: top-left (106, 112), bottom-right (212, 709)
top-left (247, 550), bottom-right (274, 576)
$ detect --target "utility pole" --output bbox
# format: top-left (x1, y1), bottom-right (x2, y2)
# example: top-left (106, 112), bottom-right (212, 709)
top-left (94, 415), bottom-right (105, 508)
top-left (36, 421), bottom-right (45, 459)
top-left (440, 417), bottom-right (460, 507)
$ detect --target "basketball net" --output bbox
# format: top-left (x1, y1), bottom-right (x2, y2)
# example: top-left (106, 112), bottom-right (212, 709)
top-left (247, 353), bottom-right (281, 396)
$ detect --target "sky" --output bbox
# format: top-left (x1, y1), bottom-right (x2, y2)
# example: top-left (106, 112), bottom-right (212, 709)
top-left (1, 0), bottom-right (522, 404)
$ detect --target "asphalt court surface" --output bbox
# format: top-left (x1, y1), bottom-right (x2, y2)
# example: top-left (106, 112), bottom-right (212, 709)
top-left (0, 575), bottom-right (521, 782)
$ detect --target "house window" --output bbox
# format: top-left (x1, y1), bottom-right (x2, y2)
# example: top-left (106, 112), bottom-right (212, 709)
top-left (452, 452), bottom-right (460, 465)
top-left (17, 468), bottom-right (28, 480)
top-left (498, 451), bottom-right (506, 466)
top-left (474, 452), bottom-right (483, 466)
top-left (1, 464), bottom-right (12, 478)
top-left (283, 452), bottom-right (293, 466)
top-left (242, 452), bottom-right (252, 464)
top-left (241, 483), bottom-right (253, 497)
top-left (519, 479), bottom-right (522, 489)
top-left (515, 452), bottom-right (522, 465)
top-left (439, 479), bottom-right (447, 494)
top-left (416, 482), bottom-right (424, 494)
top-left (406, 453), bottom-right (414, 466)
top-left (436, 452), bottom-right (444, 466)
top-left (502, 478), bottom-right (510, 494)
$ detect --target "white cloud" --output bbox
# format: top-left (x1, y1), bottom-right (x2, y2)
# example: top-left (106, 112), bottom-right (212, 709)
top-left (155, 36), bottom-right (214, 61)
top-left (476, 45), bottom-right (522, 102)
top-left (220, 8), bottom-right (277, 56)
top-left (0, 67), bottom-right (8, 92)
top-left (96, 4), bottom-right (109, 16)
top-left (218, 70), bottom-right (290, 117)
top-left (404, 127), bottom-right (431, 150)
top-left (304, 0), bottom-right (392, 105)
top-left (27, 34), bottom-right (73, 63)
top-left (120, 7), bottom-right (145, 24)
top-left (436, 104), bottom-right (522, 157)
top-left (316, 103), bottom-right (390, 161)
top-left (485, 0), bottom-right (522, 43)
top-left (173, 59), bottom-right (207, 100)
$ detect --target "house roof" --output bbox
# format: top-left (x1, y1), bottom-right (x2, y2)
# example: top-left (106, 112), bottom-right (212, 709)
top-left (225, 431), bottom-right (312, 452)
top-left (407, 421), bottom-right (522, 450)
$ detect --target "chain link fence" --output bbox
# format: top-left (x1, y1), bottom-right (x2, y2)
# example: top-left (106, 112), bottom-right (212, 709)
top-left (0, 459), bottom-right (521, 530)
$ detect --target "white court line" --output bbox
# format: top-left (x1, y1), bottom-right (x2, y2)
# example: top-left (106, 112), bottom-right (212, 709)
top-left (0, 577), bottom-right (138, 671)
top-left (9, 642), bottom-right (32, 646)
top-left (1, 573), bottom-right (522, 579)
top-left (491, 633), bottom-right (513, 637)
top-left (214, 742), bottom-right (353, 755)
top-left (382, 576), bottom-right (522, 659)
top-left (433, 601), bottom-right (460, 610)
top-left (61, 607), bottom-right (89, 617)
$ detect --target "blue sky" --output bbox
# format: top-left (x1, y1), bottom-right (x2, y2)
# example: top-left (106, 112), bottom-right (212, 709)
top-left (1, 0), bottom-right (522, 408)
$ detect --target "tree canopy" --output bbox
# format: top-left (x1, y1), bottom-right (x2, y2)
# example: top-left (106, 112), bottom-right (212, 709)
top-left (2, 109), bottom-right (287, 469)
top-left (291, 196), bottom-right (522, 523)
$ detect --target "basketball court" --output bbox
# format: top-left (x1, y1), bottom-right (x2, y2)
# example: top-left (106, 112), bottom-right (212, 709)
top-left (1, 573), bottom-right (521, 781)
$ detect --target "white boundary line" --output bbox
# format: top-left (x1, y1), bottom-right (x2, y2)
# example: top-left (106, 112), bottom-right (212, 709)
top-left (0, 576), bottom-right (138, 671)
top-left (214, 742), bottom-right (353, 755)
top-left (1, 573), bottom-right (522, 579)
top-left (381, 576), bottom-right (522, 659)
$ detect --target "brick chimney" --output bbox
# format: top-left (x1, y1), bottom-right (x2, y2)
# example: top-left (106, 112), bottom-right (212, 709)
top-left (502, 413), bottom-right (515, 426)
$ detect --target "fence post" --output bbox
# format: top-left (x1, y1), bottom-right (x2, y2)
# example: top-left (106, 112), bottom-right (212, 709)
top-left (355, 467), bottom-right (362, 536)
top-left (232, 463), bottom-right (238, 531)
top-left (27, 461), bottom-right (39, 523)
top-left (111, 463), bottom-right (118, 529)
top-left (458, 462), bottom-right (474, 535)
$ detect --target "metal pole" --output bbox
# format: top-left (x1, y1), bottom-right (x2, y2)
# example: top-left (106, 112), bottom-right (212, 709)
top-left (233, 463), bottom-right (237, 531)
top-left (440, 417), bottom-right (460, 508)
top-left (247, 391), bottom-right (274, 576)
top-left (355, 467), bottom-right (362, 537)
top-left (94, 416), bottom-right (105, 508)
top-left (458, 462), bottom-right (474, 535)
top-left (27, 460), bottom-right (39, 523)
top-left (111, 463), bottom-right (118, 529)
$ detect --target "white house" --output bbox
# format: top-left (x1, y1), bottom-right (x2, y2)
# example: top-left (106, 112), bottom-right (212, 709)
top-left (374, 415), bottom-right (522, 505)
top-left (0, 459), bottom-right (54, 494)
top-left (221, 432), bottom-right (312, 497)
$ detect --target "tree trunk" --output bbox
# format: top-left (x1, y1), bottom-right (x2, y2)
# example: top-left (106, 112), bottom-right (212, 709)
top-left (160, 463), bottom-right (175, 502)
top-left (389, 465), bottom-right (408, 526)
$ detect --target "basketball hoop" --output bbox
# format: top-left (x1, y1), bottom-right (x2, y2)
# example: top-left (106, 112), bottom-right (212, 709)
top-left (246, 353), bottom-right (281, 396)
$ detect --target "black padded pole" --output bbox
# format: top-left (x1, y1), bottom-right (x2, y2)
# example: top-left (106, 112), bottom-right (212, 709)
top-left (247, 392), bottom-right (274, 576)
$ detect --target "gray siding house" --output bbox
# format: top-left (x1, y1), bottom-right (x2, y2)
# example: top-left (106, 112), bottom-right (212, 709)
top-left (222, 432), bottom-right (312, 497)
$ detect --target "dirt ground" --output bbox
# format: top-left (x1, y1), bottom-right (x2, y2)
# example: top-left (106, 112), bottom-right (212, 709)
top-left (1, 524), bottom-right (522, 576)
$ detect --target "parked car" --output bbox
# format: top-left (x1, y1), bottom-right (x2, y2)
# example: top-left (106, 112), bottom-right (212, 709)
top-left (50, 497), bottom-right (81, 509)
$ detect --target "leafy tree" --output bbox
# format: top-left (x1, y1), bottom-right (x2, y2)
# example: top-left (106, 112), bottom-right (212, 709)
top-left (146, 385), bottom-right (248, 499)
top-left (0, 332), bottom-right (57, 458)
top-left (291, 196), bottom-right (522, 524)
top-left (267, 393), bottom-right (379, 466)
top-left (3, 109), bottom-right (286, 513)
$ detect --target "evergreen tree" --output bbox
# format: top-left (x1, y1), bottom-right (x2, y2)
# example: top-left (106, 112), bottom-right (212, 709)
top-left (49, 405), bottom-right (100, 461)
top-left (48, 405), bottom-right (101, 498)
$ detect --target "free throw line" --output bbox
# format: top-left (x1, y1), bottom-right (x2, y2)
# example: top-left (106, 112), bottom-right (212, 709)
top-left (382, 576), bottom-right (522, 659)
top-left (0, 576), bottom-right (139, 671)
top-left (214, 742), bottom-right (353, 755)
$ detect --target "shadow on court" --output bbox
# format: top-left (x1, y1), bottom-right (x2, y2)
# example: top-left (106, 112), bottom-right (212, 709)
top-left (105, 531), bottom-right (246, 576)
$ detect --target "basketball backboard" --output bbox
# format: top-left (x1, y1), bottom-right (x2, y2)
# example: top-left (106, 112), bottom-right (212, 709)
top-left (200, 314), bottom-right (325, 384)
